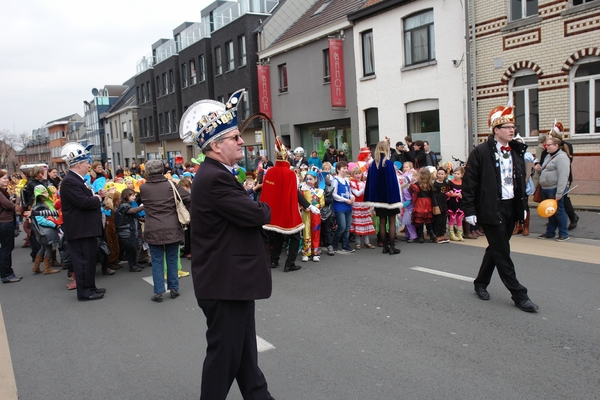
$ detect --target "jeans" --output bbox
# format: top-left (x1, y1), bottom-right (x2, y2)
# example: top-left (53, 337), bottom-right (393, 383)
top-left (542, 187), bottom-right (568, 238)
top-left (0, 222), bottom-right (16, 279)
top-left (332, 210), bottom-right (352, 250)
top-left (149, 242), bottom-right (179, 294)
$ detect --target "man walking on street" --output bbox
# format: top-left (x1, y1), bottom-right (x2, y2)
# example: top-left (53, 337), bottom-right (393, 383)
top-left (182, 89), bottom-right (276, 400)
top-left (463, 101), bottom-right (539, 313)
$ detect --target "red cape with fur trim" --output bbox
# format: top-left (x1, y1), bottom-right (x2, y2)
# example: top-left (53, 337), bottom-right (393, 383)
top-left (260, 160), bottom-right (304, 234)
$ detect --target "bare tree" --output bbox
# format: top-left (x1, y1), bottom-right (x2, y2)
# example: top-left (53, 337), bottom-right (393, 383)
top-left (0, 129), bottom-right (19, 170)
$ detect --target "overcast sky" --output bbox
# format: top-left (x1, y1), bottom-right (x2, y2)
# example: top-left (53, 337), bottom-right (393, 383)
top-left (0, 0), bottom-right (213, 135)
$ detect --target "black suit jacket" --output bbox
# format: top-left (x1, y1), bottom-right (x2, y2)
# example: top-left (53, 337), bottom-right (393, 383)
top-left (60, 170), bottom-right (103, 241)
top-left (191, 157), bottom-right (272, 301)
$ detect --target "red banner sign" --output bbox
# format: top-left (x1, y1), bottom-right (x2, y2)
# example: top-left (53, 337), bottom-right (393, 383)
top-left (329, 39), bottom-right (346, 107)
top-left (257, 65), bottom-right (272, 118)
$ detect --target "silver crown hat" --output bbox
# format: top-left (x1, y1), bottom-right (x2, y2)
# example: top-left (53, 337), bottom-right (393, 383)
top-left (179, 89), bottom-right (246, 150)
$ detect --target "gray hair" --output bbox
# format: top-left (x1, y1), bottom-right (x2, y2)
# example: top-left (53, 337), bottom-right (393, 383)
top-left (145, 160), bottom-right (164, 176)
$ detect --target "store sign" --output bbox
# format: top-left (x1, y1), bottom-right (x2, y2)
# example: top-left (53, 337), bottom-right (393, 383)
top-left (257, 65), bottom-right (272, 118)
top-left (329, 39), bottom-right (346, 107)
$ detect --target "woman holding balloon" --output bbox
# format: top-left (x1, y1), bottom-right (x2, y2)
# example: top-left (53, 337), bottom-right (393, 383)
top-left (536, 134), bottom-right (571, 242)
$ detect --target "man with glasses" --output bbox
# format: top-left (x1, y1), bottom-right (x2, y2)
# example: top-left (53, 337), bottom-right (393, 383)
top-left (182, 89), bottom-right (276, 400)
top-left (463, 102), bottom-right (539, 313)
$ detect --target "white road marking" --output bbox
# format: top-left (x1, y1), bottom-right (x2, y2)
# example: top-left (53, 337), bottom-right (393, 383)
top-left (257, 336), bottom-right (276, 353)
top-left (411, 266), bottom-right (474, 282)
top-left (0, 305), bottom-right (19, 399)
top-left (141, 276), bottom-right (275, 353)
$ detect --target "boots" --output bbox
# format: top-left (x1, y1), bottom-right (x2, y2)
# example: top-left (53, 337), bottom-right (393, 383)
top-left (32, 255), bottom-right (43, 274)
top-left (448, 228), bottom-right (459, 241)
top-left (522, 210), bottom-right (530, 236)
top-left (51, 250), bottom-right (62, 268)
top-left (389, 243), bottom-right (400, 255)
top-left (381, 233), bottom-right (390, 254)
top-left (43, 258), bottom-right (60, 275)
top-left (513, 221), bottom-right (523, 235)
top-left (456, 229), bottom-right (465, 241)
top-left (463, 222), bottom-right (478, 239)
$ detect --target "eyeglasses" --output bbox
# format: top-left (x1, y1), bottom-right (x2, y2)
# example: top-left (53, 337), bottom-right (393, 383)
top-left (223, 134), bottom-right (242, 142)
top-left (499, 125), bottom-right (516, 130)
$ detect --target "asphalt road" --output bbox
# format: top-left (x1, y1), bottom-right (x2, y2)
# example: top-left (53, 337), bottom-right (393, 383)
top-left (1, 212), bottom-right (599, 400)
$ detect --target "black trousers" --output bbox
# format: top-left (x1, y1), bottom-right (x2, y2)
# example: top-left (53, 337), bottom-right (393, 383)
top-left (474, 200), bottom-right (528, 302)
top-left (432, 213), bottom-right (447, 237)
top-left (269, 231), bottom-right (300, 268)
top-left (197, 299), bottom-right (273, 400)
top-left (69, 237), bottom-right (99, 300)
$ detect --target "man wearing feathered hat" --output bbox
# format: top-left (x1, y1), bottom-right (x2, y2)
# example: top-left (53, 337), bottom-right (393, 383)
top-left (59, 142), bottom-right (107, 301)
top-left (463, 100), bottom-right (539, 313)
top-left (180, 89), bottom-right (276, 400)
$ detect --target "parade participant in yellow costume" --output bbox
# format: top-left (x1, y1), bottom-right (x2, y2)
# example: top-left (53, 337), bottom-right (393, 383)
top-left (300, 170), bottom-right (324, 262)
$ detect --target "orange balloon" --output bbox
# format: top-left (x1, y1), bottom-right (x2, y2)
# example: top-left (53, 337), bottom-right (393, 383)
top-left (537, 199), bottom-right (558, 218)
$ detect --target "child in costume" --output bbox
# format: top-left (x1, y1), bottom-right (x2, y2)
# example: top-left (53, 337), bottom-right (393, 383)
top-left (331, 161), bottom-right (355, 253)
top-left (410, 168), bottom-right (434, 243)
top-left (319, 162), bottom-right (336, 255)
top-left (350, 167), bottom-right (375, 249)
top-left (400, 171), bottom-right (417, 242)
top-left (432, 168), bottom-right (451, 243)
top-left (30, 185), bottom-right (61, 275)
top-left (447, 166), bottom-right (465, 241)
top-left (115, 189), bottom-right (144, 272)
top-left (300, 170), bottom-right (324, 262)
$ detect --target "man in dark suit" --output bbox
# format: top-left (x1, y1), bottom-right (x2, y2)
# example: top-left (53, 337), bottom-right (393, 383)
top-left (59, 143), bottom-right (106, 301)
top-left (184, 89), bottom-right (275, 400)
top-left (463, 102), bottom-right (539, 313)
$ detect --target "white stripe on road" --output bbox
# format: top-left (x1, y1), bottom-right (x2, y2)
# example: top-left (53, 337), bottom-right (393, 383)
top-left (411, 266), bottom-right (474, 282)
top-left (0, 304), bottom-right (19, 399)
top-left (141, 276), bottom-right (276, 353)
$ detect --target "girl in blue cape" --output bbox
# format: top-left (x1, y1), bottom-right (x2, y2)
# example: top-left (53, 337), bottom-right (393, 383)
top-left (364, 140), bottom-right (403, 255)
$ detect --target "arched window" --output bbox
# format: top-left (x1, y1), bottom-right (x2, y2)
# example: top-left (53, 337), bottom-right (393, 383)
top-left (571, 59), bottom-right (600, 134)
top-left (509, 71), bottom-right (538, 136)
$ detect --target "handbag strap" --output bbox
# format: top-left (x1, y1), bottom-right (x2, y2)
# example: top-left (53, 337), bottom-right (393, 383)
top-left (167, 180), bottom-right (183, 205)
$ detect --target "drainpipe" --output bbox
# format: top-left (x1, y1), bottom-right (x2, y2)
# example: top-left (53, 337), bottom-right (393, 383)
top-left (468, 0), bottom-right (477, 151)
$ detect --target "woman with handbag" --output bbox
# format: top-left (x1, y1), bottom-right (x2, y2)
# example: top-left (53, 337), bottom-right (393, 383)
top-left (139, 160), bottom-right (190, 302)
top-left (0, 170), bottom-right (22, 283)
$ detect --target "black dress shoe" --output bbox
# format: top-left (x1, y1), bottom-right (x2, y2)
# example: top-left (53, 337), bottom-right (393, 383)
top-left (95, 288), bottom-right (106, 293)
top-left (474, 287), bottom-right (490, 300)
top-left (270, 262), bottom-right (279, 269)
top-left (515, 299), bottom-right (539, 312)
top-left (283, 264), bottom-right (301, 272)
top-left (568, 215), bottom-right (579, 231)
top-left (80, 292), bottom-right (104, 301)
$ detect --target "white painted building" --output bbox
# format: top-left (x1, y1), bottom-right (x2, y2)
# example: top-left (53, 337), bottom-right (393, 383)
top-left (349, 0), bottom-right (469, 163)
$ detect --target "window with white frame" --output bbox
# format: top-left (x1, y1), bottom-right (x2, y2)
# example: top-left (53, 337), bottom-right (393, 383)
top-left (226, 41), bottom-right (234, 71)
top-left (238, 35), bottom-right (246, 66)
top-left (122, 121), bottom-right (128, 139)
top-left (572, 59), bottom-right (600, 134)
top-left (361, 30), bottom-right (375, 77)
top-left (404, 10), bottom-right (435, 66)
top-left (190, 60), bottom-right (197, 85)
top-left (199, 55), bottom-right (206, 81)
top-left (215, 46), bottom-right (223, 75)
top-left (510, 0), bottom-right (538, 21)
top-left (278, 64), bottom-right (288, 93)
top-left (323, 49), bottom-right (330, 83)
top-left (510, 71), bottom-right (539, 136)
top-left (572, 0), bottom-right (598, 4)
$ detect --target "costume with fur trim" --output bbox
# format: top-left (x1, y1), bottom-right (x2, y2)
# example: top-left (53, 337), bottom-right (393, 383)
top-left (261, 160), bottom-right (304, 234)
top-left (364, 156), bottom-right (402, 209)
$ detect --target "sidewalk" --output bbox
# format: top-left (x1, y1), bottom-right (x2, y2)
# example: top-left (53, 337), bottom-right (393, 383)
top-left (530, 194), bottom-right (600, 212)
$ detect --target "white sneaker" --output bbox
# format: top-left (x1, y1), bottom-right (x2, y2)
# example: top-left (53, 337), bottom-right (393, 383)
top-left (301, 256), bottom-right (309, 262)
top-left (312, 256), bottom-right (320, 262)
